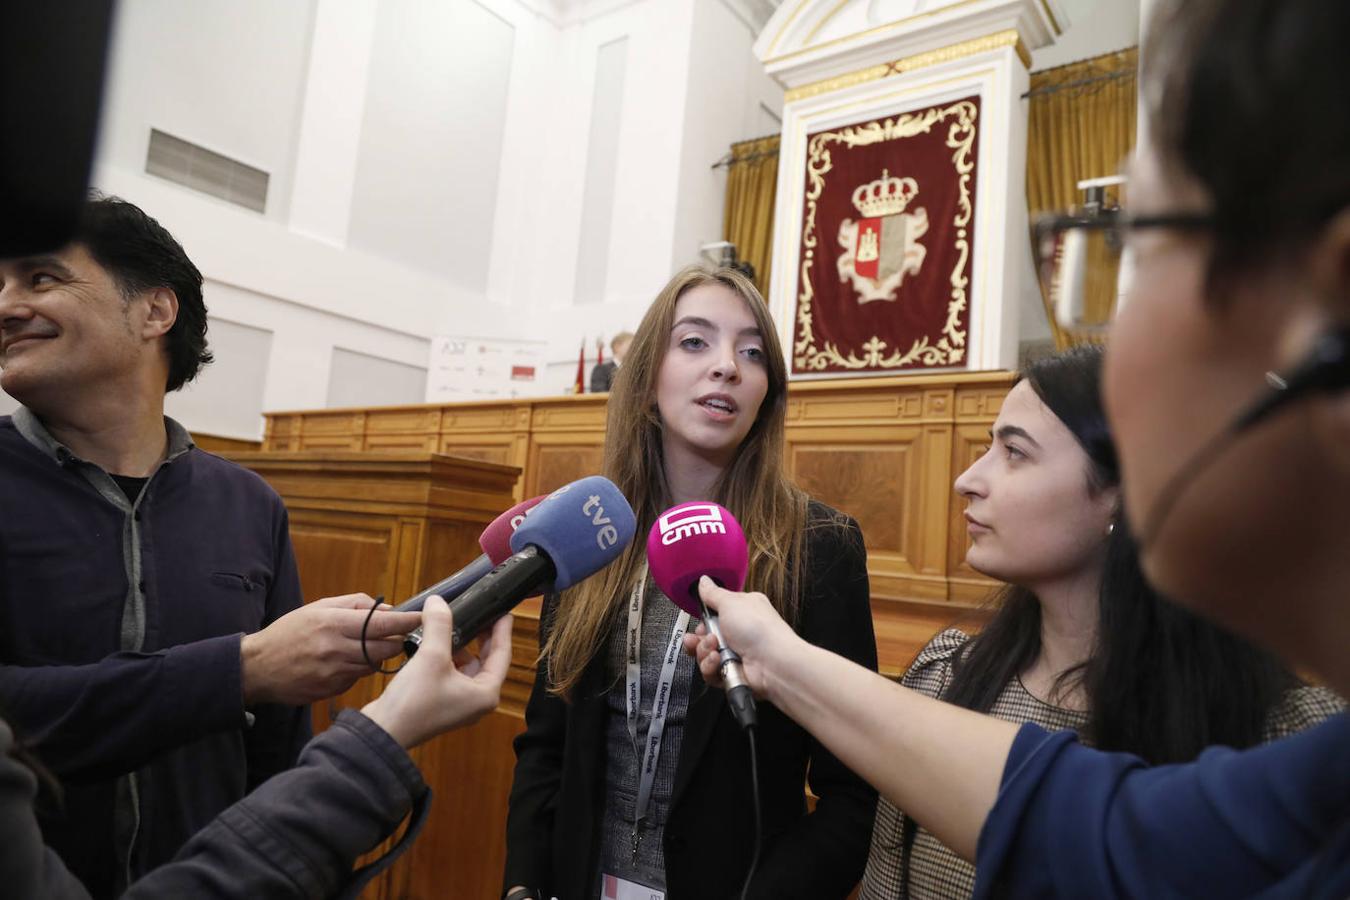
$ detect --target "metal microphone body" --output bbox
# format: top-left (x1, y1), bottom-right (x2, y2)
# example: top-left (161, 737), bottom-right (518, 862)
top-left (392, 554), bottom-right (494, 614)
top-left (700, 602), bottom-right (757, 729)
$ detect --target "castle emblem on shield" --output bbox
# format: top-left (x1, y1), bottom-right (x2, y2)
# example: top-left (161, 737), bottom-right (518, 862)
top-left (837, 169), bottom-right (929, 304)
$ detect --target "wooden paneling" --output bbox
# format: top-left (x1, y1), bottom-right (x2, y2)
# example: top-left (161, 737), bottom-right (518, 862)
top-left (527, 437), bottom-right (606, 497)
top-left (190, 432), bottom-right (262, 453)
top-left (261, 372), bottom-right (1014, 672)
top-left (401, 711), bottom-right (526, 900)
top-left (226, 451), bottom-right (520, 900)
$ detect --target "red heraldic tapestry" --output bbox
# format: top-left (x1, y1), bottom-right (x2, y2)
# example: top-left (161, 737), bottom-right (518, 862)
top-left (793, 96), bottom-right (980, 375)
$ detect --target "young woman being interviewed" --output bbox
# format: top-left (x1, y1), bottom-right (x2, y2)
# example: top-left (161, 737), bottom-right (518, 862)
top-left (502, 267), bottom-right (878, 900)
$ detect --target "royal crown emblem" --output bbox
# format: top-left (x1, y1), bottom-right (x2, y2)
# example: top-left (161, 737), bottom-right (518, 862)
top-left (837, 168), bottom-right (929, 303)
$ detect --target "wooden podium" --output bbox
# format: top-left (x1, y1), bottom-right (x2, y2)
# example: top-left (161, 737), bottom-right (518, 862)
top-left (225, 450), bottom-right (526, 899)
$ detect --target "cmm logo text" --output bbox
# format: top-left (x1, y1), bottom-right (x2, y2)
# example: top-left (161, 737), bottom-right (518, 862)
top-left (658, 504), bottom-right (726, 546)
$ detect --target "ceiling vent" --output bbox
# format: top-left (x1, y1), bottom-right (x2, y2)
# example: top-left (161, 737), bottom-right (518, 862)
top-left (145, 128), bottom-right (268, 213)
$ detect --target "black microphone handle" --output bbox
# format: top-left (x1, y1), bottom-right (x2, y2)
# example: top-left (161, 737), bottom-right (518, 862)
top-left (392, 553), bottom-right (495, 614)
top-left (404, 545), bottom-right (556, 657)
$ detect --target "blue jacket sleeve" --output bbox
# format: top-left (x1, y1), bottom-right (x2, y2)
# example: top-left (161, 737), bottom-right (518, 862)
top-left (244, 506), bottom-right (312, 790)
top-left (973, 713), bottom-right (1350, 899)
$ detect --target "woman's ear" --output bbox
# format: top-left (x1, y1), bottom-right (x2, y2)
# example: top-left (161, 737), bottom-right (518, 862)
top-left (1098, 484), bottom-right (1123, 533)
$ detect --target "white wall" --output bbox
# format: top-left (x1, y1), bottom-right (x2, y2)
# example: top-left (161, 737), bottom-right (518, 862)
top-left (573, 37), bottom-right (631, 307)
top-left (347, 0), bottom-right (517, 287)
top-left (327, 347), bottom-right (428, 408)
top-left (164, 317), bottom-right (274, 437)
top-left (100, 0), bottom-right (316, 222)
top-left (478, 0), bottom-right (790, 388)
top-left (671, 0), bottom-right (785, 275)
top-left (1033, 0), bottom-right (1139, 71)
top-left (64, 0), bottom-right (802, 436)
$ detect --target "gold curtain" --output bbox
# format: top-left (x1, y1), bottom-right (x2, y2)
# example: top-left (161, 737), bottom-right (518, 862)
top-left (722, 134), bottom-right (780, 298)
top-left (1026, 47), bottom-right (1138, 348)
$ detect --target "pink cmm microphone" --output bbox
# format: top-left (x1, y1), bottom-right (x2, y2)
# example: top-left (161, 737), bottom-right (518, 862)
top-left (647, 501), bottom-right (757, 730)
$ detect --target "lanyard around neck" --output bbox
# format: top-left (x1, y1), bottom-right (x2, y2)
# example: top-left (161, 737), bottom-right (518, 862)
top-left (625, 562), bottom-right (692, 834)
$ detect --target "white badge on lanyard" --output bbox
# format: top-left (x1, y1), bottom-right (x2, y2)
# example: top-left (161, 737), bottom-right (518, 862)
top-left (621, 563), bottom-right (690, 871)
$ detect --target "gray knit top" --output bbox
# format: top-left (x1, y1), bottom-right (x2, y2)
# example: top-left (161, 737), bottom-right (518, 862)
top-left (593, 576), bottom-right (698, 894)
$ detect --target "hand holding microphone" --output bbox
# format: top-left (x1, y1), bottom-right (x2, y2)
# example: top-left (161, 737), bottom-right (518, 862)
top-left (362, 596), bottom-right (514, 749)
top-left (684, 577), bottom-right (800, 706)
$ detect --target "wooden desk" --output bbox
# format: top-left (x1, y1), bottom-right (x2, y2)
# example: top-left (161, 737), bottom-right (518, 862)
top-left (263, 372), bottom-right (1012, 673)
top-left (226, 450), bottom-right (522, 899)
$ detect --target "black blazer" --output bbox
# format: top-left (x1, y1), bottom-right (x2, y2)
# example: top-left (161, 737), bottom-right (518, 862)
top-left (504, 501), bottom-right (879, 899)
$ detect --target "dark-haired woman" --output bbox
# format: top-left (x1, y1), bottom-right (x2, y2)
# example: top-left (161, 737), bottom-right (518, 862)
top-left (858, 345), bottom-right (1341, 899)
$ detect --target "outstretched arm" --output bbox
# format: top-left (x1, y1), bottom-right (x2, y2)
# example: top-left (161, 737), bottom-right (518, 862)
top-left (685, 578), bottom-right (1017, 862)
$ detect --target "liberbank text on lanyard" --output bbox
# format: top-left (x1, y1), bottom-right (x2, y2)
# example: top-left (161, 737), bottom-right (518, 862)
top-left (624, 565), bottom-right (690, 873)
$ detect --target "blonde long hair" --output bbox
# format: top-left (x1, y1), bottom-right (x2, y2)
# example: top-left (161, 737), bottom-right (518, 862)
top-left (543, 266), bottom-right (809, 698)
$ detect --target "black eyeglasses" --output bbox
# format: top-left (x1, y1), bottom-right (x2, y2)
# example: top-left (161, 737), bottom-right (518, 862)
top-left (1033, 210), bottom-right (1215, 330)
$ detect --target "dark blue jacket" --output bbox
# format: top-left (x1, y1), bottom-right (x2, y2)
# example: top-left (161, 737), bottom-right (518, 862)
top-left (974, 713), bottom-right (1350, 898)
top-left (0, 410), bottom-right (310, 898)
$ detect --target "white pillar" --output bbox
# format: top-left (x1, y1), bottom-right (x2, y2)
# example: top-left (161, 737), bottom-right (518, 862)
top-left (287, 0), bottom-right (379, 247)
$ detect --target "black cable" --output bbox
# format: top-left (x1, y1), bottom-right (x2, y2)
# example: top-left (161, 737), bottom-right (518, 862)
top-left (361, 595), bottom-right (406, 675)
top-left (740, 725), bottom-right (762, 900)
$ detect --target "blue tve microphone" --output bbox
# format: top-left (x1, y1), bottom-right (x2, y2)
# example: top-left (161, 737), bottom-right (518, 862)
top-left (405, 475), bottom-right (636, 655)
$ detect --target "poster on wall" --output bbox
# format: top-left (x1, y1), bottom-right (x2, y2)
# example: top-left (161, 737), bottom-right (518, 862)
top-left (425, 335), bottom-right (549, 401)
top-left (792, 95), bottom-right (980, 376)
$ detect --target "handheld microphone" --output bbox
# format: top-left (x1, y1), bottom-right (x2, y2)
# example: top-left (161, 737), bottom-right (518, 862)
top-left (405, 476), bottom-right (636, 655)
top-left (647, 502), bottom-right (757, 730)
top-left (392, 495), bottom-right (545, 615)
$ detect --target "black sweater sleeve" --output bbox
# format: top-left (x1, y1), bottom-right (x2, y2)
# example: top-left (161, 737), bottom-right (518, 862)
top-left (750, 510), bottom-right (880, 899)
top-left (2, 711), bottom-right (424, 900)
top-left (502, 595), bottom-right (567, 893)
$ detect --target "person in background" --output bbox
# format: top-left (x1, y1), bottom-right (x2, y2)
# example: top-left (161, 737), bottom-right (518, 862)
top-left (590, 330), bottom-right (633, 393)
top-left (504, 266), bottom-right (877, 900)
top-left (0, 195), bottom-right (420, 897)
top-left (4, 597), bottom-right (514, 898)
top-left (686, 0), bottom-right (1350, 894)
top-left (859, 344), bottom-right (1342, 899)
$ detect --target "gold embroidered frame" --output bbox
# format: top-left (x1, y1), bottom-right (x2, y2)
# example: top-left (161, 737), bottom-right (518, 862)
top-left (794, 99), bottom-right (978, 373)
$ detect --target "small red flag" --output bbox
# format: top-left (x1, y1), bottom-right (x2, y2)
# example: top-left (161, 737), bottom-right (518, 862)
top-left (574, 338), bottom-right (586, 394)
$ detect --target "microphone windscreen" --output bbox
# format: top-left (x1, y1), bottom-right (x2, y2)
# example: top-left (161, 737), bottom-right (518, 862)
top-left (479, 495), bottom-right (546, 565)
top-left (646, 502), bottom-right (748, 616)
top-left (509, 476), bottom-right (636, 591)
